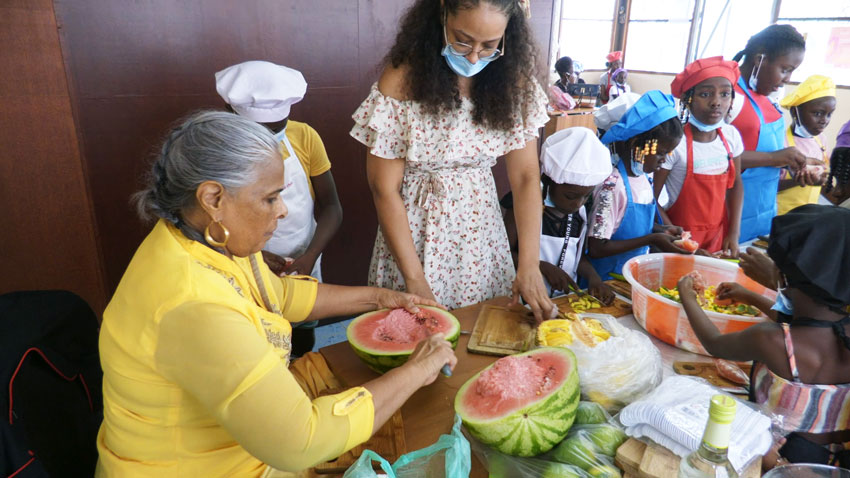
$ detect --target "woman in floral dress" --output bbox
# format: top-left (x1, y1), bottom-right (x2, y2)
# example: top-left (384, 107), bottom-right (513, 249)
top-left (350, 0), bottom-right (555, 319)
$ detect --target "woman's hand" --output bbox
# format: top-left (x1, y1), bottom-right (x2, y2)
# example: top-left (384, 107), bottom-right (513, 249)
top-left (540, 261), bottom-right (580, 296)
top-left (677, 275), bottom-right (698, 303)
top-left (511, 266), bottom-right (556, 324)
top-left (588, 279), bottom-right (615, 306)
top-left (406, 333), bottom-right (457, 387)
top-left (375, 287), bottom-right (444, 313)
top-left (739, 247), bottom-right (780, 290)
top-left (651, 233), bottom-right (690, 254)
top-left (404, 277), bottom-right (438, 305)
top-left (716, 282), bottom-right (749, 303)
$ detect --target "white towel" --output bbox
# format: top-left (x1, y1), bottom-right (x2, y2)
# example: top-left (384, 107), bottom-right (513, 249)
top-left (619, 376), bottom-right (772, 472)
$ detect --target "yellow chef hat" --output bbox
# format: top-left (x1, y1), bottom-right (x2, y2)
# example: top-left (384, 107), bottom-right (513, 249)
top-left (780, 75), bottom-right (836, 108)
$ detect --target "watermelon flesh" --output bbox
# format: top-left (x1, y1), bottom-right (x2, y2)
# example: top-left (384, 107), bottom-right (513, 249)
top-left (456, 348), bottom-right (580, 457)
top-left (347, 306), bottom-right (460, 374)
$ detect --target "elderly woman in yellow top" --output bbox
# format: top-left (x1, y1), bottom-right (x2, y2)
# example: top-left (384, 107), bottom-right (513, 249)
top-left (95, 111), bottom-right (457, 478)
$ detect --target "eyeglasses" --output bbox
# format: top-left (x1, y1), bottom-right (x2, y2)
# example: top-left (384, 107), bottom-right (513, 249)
top-left (443, 23), bottom-right (505, 61)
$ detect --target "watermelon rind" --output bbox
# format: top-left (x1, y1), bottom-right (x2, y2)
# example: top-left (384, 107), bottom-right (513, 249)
top-left (455, 347), bottom-right (581, 457)
top-left (347, 306), bottom-right (460, 374)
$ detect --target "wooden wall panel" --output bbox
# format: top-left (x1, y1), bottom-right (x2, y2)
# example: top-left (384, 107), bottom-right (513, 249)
top-left (52, 0), bottom-right (555, 292)
top-left (0, 2), bottom-right (107, 313)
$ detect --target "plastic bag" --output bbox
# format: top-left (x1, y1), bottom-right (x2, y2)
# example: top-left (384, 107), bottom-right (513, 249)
top-left (619, 375), bottom-right (771, 473)
top-left (554, 313), bottom-right (663, 412)
top-left (342, 414), bottom-right (470, 478)
top-left (463, 405), bottom-right (628, 478)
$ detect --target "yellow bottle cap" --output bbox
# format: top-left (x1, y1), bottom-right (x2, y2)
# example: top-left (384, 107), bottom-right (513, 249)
top-left (709, 394), bottom-right (737, 424)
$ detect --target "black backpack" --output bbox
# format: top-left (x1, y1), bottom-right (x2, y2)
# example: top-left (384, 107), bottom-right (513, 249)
top-left (1, 290), bottom-right (103, 478)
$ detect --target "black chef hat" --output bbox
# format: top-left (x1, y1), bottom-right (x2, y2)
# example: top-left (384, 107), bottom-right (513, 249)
top-left (768, 204), bottom-right (850, 312)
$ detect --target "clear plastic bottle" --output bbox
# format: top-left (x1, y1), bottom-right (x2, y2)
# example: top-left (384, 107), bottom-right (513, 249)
top-left (678, 394), bottom-right (739, 478)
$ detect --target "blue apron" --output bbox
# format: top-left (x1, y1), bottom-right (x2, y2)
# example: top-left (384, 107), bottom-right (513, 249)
top-left (737, 76), bottom-right (786, 242)
top-left (590, 159), bottom-right (656, 281)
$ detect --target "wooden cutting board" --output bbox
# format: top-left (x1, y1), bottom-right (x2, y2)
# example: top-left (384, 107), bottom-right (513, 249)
top-left (673, 361), bottom-right (751, 395)
top-left (466, 304), bottom-right (536, 356)
top-left (604, 279), bottom-right (632, 299)
top-left (553, 293), bottom-right (632, 317)
top-left (314, 409), bottom-right (405, 474)
top-left (615, 438), bottom-right (761, 478)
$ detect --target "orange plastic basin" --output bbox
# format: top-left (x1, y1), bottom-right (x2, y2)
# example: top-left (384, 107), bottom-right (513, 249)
top-left (623, 253), bottom-right (776, 356)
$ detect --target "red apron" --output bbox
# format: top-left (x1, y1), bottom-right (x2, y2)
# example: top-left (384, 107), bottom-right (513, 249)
top-left (666, 124), bottom-right (736, 252)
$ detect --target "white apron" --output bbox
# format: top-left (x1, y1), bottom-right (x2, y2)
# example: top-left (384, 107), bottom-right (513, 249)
top-left (539, 206), bottom-right (587, 296)
top-left (264, 128), bottom-right (322, 280)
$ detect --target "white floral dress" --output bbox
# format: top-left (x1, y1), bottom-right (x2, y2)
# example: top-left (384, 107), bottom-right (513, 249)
top-left (350, 83), bottom-right (548, 309)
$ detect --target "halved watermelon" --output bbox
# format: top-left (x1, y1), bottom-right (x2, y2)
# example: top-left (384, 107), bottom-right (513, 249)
top-left (347, 306), bottom-right (460, 374)
top-left (455, 347), bottom-right (580, 457)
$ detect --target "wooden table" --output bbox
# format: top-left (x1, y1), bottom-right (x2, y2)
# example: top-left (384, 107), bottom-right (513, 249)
top-left (543, 107), bottom-right (597, 141)
top-left (319, 296), bottom-right (714, 477)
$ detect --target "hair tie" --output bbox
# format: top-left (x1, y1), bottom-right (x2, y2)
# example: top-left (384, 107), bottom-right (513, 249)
top-left (517, 0), bottom-right (531, 18)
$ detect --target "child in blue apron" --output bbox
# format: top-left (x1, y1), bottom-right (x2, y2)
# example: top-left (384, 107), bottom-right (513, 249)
top-left (587, 90), bottom-right (689, 281)
top-left (729, 24), bottom-right (808, 241)
top-left (502, 127), bottom-right (614, 302)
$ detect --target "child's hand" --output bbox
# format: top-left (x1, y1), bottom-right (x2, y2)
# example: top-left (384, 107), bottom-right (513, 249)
top-left (539, 261), bottom-right (580, 295)
top-left (588, 279), bottom-right (615, 306)
top-left (739, 247), bottom-right (780, 290)
top-left (716, 282), bottom-right (749, 303)
top-left (652, 233), bottom-right (690, 254)
top-left (677, 275), bottom-right (698, 302)
top-left (660, 224), bottom-right (683, 236)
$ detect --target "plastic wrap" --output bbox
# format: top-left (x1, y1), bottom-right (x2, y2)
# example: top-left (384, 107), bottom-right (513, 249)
top-left (555, 313), bottom-right (663, 412)
top-left (619, 375), bottom-right (772, 473)
top-left (464, 402), bottom-right (628, 478)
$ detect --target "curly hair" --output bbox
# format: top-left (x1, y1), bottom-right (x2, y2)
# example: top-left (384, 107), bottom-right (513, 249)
top-left (732, 24), bottom-right (806, 64)
top-left (384, 0), bottom-right (541, 131)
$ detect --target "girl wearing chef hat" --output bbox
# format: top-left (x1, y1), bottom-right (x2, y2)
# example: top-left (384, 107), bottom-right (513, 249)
top-left (216, 60), bottom-right (343, 356)
top-left (502, 127), bottom-right (614, 303)
top-left (776, 75), bottom-right (837, 215)
top-left (729, 24), bottom-right (808, 241)
top-left (599, 50), bottom-right (623, 105)
top-left (654, 57), bottom-right (745, 256)
top-left (678, 204), bottom-right (850, 469)
top-left (587, 90), bottom-right (689, 281)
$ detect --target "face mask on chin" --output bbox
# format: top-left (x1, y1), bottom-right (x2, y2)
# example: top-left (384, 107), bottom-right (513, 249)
top-left (792, 108), bottom-right (815, 138)
top-left (688, 114), bottom-right (723, 132)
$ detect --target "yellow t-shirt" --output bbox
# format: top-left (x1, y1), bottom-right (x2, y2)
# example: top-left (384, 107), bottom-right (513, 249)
top-left (283, 120), bottom-right (331, 199)
top-left (95, 220), bottom-right (373, 478)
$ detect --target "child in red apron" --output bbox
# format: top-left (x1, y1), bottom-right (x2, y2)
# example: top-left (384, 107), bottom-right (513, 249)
top-left (587, 90), bottom-right (689, 281)
top-left (503, 127), bottom-right (614, 302)
top-left (655, 57), bottom-right (744, 255)
top-left (729, 25), bottom-right (807, 241)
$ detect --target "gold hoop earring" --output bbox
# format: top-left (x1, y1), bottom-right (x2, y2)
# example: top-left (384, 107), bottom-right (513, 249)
top-left (205, 220), bottom-right (230, 248)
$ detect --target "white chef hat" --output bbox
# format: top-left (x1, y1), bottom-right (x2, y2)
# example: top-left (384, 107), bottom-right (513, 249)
top-left (540, 127), bottom-right (612, 186)
top-left (593, 91), bottom-right (640, 131)
top-left (215, 61), bottom-right (307, 123)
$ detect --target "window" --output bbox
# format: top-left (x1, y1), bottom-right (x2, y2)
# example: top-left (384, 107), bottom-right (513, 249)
top-left (555, 0), bottom-right (616, 72)
top-left (692, 0), bottom-right (775, 61)
top-left (625, 0), bottom-right (695, 73)
top-left (777, 0), bottom-right (850, 85)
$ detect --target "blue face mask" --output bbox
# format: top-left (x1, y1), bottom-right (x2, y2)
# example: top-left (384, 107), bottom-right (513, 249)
top-left (688, 114), bottom-right (723, 132)
top-left (442, 45), bottom-right (494, 77)
top-left (792, 108), bottom-right (814, 138)
top-left (771, 288), bottom-right (794, 316)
